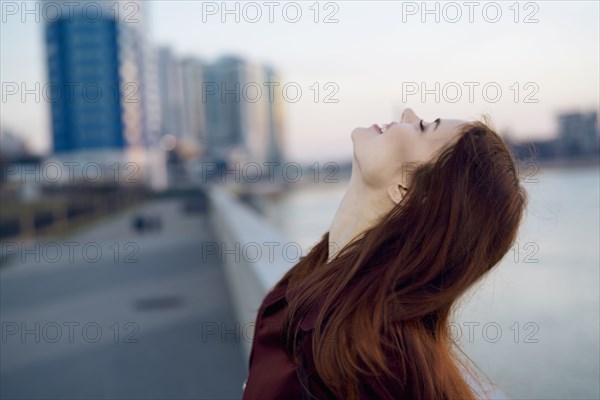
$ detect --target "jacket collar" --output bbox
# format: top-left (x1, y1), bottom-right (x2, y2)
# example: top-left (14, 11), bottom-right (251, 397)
top-left (261, 278), bottom-right (290, 308)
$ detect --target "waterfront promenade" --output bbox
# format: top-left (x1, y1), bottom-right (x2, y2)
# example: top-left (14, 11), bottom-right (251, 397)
top-left (0, 198), bottom-right (247, 399)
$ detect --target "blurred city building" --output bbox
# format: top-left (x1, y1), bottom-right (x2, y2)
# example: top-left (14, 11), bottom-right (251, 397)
top-left (185, 55), bottom-right (287, 183)
top-left (508, 111), bottom-right (599, 163)
top-left (46, 15), bottom-right (127, 151)
top-left (558, 112), bottom-right (599, 156)
top-left (181, 57), bottom-right (208, 155)
top-left (203, 56), bottom-right (247, 165)
top-left (264, 66), bottom-right (286, 167)
top-left (157, 46), bottom-right (186, 144)
top-left (44, 0), bottom-right (165, 189)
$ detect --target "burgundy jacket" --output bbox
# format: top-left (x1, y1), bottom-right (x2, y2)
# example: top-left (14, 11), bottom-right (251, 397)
top-left (241, 276), bottom-right (410, 399)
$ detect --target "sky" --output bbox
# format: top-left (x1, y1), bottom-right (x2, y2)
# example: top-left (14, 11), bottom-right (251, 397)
top-left (1, 0), bottom-right (599, 162)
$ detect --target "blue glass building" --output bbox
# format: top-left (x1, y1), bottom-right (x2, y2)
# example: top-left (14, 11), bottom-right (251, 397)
top-left (46, 16), bottom-right (127, 153)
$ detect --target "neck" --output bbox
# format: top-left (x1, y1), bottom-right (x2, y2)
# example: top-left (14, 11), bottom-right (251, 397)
top-left (327, 171), bottom-right (394, 263)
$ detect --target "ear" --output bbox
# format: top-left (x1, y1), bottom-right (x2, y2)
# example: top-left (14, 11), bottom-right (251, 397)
top-left (387, 183), bottom-right (406, 204)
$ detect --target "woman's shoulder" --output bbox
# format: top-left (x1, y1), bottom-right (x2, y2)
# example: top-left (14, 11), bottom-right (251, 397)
top-left (261, 255), bottom-right (308, 308)
top-left (261, 277), bottom-right (290, 308)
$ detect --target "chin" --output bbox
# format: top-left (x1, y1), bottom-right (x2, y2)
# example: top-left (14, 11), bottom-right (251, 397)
top-left (350, 126), bottom-right (370, 141)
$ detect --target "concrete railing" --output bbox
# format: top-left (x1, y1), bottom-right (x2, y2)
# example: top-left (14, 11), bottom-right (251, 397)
top-left (207, 185), bottom-right (299, 360)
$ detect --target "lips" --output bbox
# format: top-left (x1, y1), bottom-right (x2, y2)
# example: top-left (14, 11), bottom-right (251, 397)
top-left (372, 124), bottom-right (383, 134)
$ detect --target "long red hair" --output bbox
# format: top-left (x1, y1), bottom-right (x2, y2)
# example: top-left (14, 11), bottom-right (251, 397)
top-left (278, 119), bottom-right (528, 399)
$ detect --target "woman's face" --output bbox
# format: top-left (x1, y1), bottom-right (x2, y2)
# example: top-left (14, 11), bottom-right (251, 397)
top-left (350, 108), bottom-right (467, 191)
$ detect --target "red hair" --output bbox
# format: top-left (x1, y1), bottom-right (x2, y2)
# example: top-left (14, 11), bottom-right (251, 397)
top-left (279, 119), bottom-right (528, 399)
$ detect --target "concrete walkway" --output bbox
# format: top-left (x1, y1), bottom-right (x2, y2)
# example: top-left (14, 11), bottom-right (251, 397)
top-left (1, 198), bottom-right (247, 399)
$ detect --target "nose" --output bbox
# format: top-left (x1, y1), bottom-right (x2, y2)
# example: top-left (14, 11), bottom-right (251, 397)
top-left (401, 108), bottom-right (420, 124)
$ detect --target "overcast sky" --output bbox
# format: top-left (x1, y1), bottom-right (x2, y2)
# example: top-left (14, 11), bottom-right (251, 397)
top-left (1, 1), bottom-right (599, 162)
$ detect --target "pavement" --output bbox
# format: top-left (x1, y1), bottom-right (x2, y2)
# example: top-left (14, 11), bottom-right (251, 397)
top-left (0, 198), bottom-right (247, 399)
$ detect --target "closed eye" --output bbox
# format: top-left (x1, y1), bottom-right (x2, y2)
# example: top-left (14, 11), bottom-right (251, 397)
top-left (419, 118), bottom-right (441, 133)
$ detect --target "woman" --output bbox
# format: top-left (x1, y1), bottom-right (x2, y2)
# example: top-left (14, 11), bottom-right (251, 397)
top-left (242, 108), bottom-right (528, 400)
